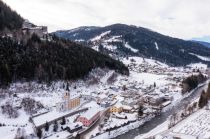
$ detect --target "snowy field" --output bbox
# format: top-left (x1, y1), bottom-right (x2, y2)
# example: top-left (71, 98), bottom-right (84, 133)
top-left (171, 109), bottom-right (210, 138)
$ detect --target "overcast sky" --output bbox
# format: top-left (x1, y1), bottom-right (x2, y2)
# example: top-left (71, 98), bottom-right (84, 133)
top-left (3, 0), bottom-right (210, 42)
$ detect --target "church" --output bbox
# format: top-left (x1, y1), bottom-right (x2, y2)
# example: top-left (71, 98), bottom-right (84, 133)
top-left (56, 91), bottom-right (81, 112)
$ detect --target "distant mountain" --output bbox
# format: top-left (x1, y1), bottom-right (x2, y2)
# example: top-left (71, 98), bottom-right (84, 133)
top-left (0, 1), bottom-right (23, 31)
top-left (54, 24), bottom-right (210, 66)
top-left (192, 41), bottom-right (210, 48)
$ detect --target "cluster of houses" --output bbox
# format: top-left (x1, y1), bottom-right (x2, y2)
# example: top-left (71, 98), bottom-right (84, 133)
top-left (127, 59), bottom-right (168, 74)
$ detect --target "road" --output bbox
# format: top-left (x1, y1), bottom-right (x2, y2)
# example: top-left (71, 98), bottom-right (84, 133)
top-left (114, 82), bottom-right (208, 139)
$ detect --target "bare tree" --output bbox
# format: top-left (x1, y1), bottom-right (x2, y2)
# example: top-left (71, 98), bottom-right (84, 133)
top-left (1, 103), bottom-right (19, 118)
top-left (21, 97), bottom-right (44, 114)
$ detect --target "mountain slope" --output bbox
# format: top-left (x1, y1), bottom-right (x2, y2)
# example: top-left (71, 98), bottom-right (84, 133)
top-left (0, 35), bottom-right (129, 86)
top-left (193, 41), bottom-right (210, 48)
top-left (0, 0), bottom-right (23, 31)
top-left (54, 24), bottom-right (210, 66)
top-left (0, 2), bottom-right (128, 87)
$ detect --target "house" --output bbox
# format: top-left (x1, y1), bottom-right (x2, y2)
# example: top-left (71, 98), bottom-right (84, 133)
top-left (77, 108), bottom-right (100, 127)
top-left (143, 107), bottom-right (154, 115)
top-left (113, 113), bottom-right (127, 119)
top-left (110, 103), bottom-right (123, 113)
top-left (101, 101), bottom-right (111, 108)
top-left (96, 93), bottom-right (108, 104)
top-left (122, 105), bottom-right (133, 113)
top-left (122, 98), bottom-right (138, 107)
top-left (143, 95), bottom-right (164, 106)
top-left (56, 91), bottom-right (81, 112)
top-left (161, 100), bottom-right (171, 108)
top-left (81, 93), bottom-right (94, 101)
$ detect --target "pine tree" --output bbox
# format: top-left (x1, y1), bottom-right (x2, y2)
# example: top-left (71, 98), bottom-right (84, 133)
top-left (198, 90), bottom-right (207, 108)
top-left (0, 63), bottom-right (11, 86)
top-left (138, 105), bottom-right (144, 117)
top-left (206, 82), bottom-right (210, 99)
top-left (122, 85), bottom-right (127, 91)
top-left (53, 121), bottom-right (58, 132)
top-left (154, 82), bottom-right (156, 88)
top-left (36, 128), bottom-right (42, 139)
top-left (45, 121), bottom-right (49, 131)
top-left (61, 117), bottom-right (66, 125)
top-left (66, 82), bottom-right (69, 91)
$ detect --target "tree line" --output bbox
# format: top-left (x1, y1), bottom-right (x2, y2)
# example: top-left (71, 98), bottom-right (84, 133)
top-left (182, 73), bottom-right (207, 93)
top-left (198, 82), bottom-right (210, 108)
top-left (0, 0), bottom-right (23, 31)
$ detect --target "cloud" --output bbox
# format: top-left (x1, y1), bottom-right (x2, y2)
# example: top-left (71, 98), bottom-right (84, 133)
top-left (3, 0), bottom-right (210, 40)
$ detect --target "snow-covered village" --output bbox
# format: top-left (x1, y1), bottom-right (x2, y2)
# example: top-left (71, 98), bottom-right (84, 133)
top-left (1, 0), bottom-right (210, 139)
top-left (1, 54), bottom-right (210, 139)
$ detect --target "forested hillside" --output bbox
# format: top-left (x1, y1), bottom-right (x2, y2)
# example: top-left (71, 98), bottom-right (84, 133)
top-left (0, 35), bottom-right (129, 87)
top-left (0, 0), bottom-right (23, 31)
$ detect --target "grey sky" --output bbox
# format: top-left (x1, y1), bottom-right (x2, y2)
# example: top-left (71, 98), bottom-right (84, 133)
top-left (3, 0), bottom-right (210, 41)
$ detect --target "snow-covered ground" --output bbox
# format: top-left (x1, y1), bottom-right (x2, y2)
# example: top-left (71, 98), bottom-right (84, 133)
top-left (155, 42), bottom-right (159, 50)
top-left (187, 62), bottom-right (208, 69)
top-left (0, 109), bottom-right (34, 139)
top-left (90, 31), bottom-right (111, 42)
top-left (171, 109), bottom-right (210, 138)
top-left (124, 42), bottom-right (139, 53)
top-left (189, 53), bottom-right (210, 62)
top-left (148, 109), bottom-right (210, 139)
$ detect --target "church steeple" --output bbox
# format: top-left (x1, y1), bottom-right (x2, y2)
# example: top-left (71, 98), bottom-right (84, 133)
top-left (66, 82), bottom-right (70, 91)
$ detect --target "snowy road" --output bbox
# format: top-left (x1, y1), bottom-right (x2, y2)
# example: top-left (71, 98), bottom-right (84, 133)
top-left (114, 82), bottom-right (208, 139)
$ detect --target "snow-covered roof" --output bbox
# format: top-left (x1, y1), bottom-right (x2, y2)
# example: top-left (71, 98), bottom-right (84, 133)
top-left (113, 113), bottom-right (126, 118)
top-left (79, 108), bottom-right (100, 120)
top-left (122, 105), bottom-right (132, 110)
top-left (82, 101), bottom-right (100, 108)
top-left (98, 93), bottom-right (107, 99)
top-left (114, 102), bottom-right (123, 108)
